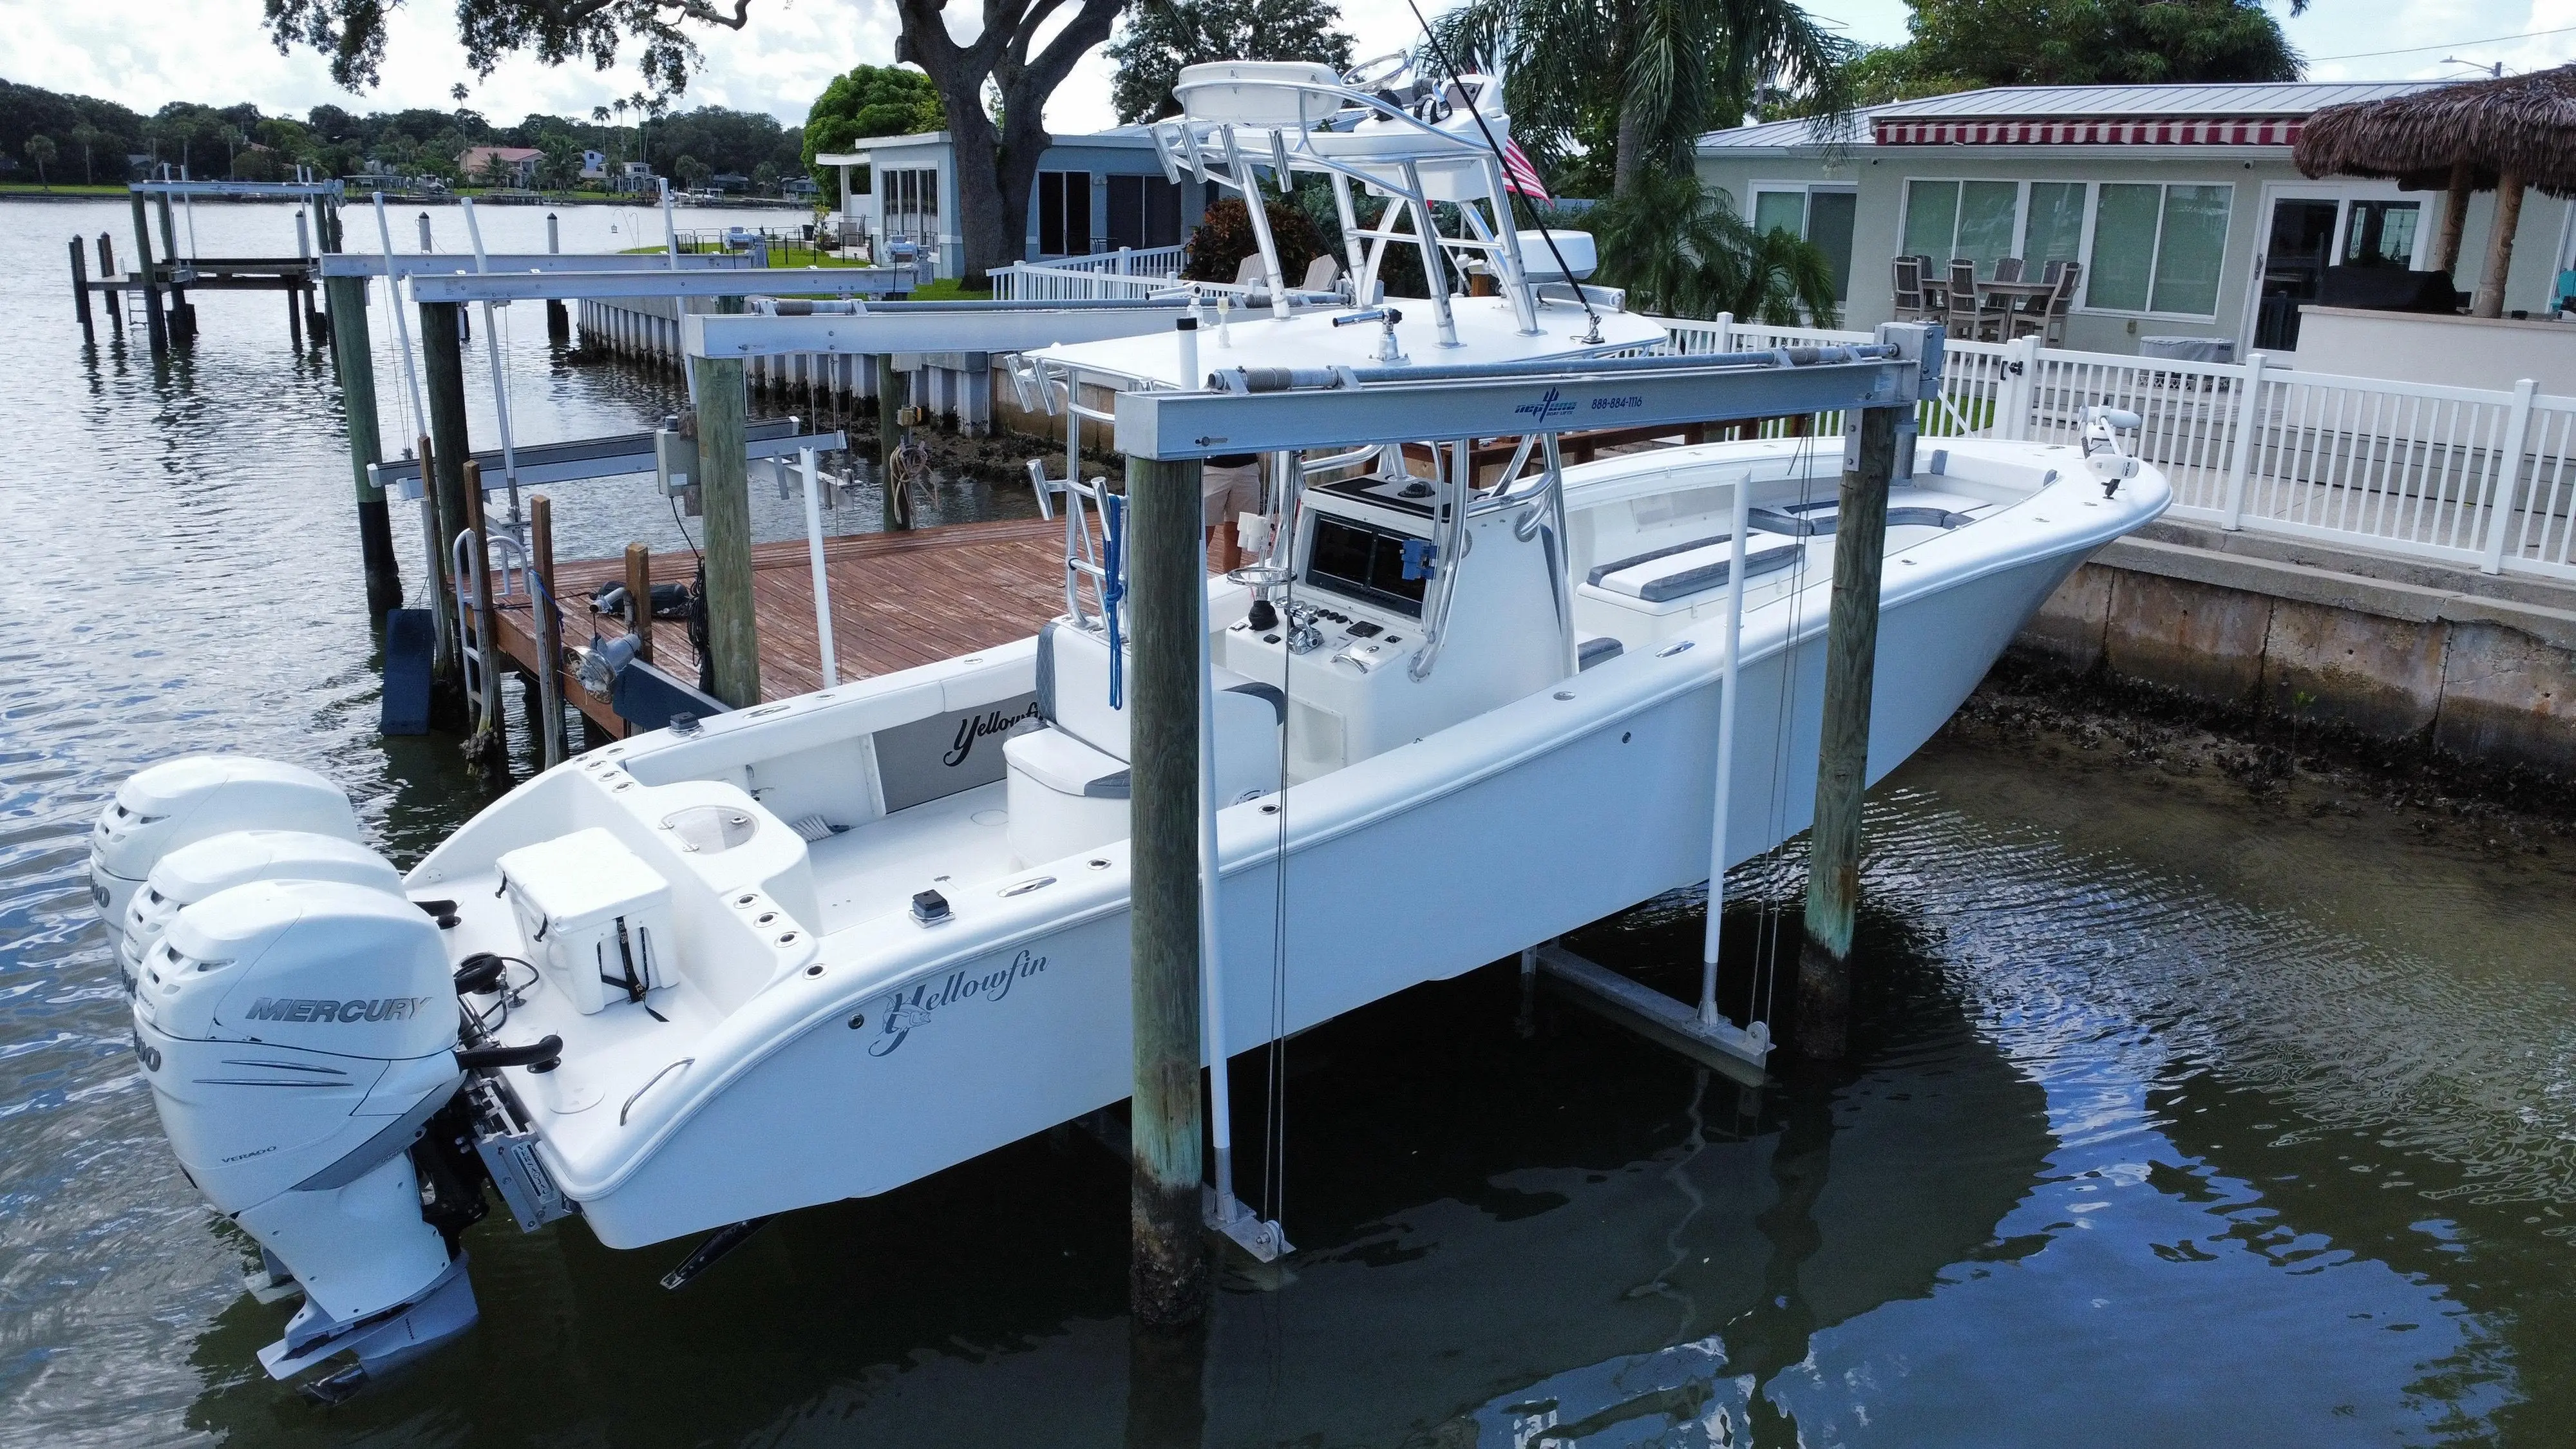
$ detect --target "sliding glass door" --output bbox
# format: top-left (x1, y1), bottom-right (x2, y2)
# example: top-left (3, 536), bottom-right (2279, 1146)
top-left (2242, 184), bottom-right (2428, 350)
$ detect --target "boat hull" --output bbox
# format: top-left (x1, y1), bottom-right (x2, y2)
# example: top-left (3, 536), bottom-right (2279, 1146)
top-left (571, 538), bottom-right (2087, 1247)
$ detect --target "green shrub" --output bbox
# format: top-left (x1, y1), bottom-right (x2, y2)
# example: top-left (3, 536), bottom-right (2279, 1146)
top-left (1182, 196), bottom-right (1332, 284)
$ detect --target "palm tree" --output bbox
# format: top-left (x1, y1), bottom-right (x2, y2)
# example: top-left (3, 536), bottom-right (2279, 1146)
top-left (24, 135), bottom-right (57, 189)
top-left (1566, 169), bottom-right (1839, 324)
top-left (1435, 0), bottom-right (1853, 194)
top-left (70, 124), bottom-right (100, 185)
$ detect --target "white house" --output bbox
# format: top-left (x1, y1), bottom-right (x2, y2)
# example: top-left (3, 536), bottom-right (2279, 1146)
top-left (1694, 81), bottom-right (2576, 359)
top-left (816, 125), bottom-right (1205, 279)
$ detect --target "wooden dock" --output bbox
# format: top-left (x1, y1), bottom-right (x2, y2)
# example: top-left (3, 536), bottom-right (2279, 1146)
top-left (489, 516), bottom-right (1083, 737)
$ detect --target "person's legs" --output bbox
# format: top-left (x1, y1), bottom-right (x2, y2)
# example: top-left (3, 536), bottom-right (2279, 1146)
top-left (1202, 459), bottom-right (1261, 574)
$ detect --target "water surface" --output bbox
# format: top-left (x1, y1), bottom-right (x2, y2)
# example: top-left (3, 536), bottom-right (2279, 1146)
top-left (1, 199), bottom-right (2570, 1446)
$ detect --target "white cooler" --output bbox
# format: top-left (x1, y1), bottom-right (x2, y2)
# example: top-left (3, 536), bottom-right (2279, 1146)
top-left (495, 829), bottom-right (676, 1015)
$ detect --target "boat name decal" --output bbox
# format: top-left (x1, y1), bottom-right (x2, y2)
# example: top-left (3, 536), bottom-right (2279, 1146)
top-left (945, 701), bottom-right (1043, 768)
top-left (241, 996), bottom-right (435, 1024)
top-left (867, 949), bottom-right (1047, 1057)
top-left (1513, 387), bottom-right (1577, 424)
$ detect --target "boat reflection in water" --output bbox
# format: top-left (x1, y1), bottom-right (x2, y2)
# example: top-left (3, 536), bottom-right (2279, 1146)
top-left (178, 896), bottom-right (2051, 1446)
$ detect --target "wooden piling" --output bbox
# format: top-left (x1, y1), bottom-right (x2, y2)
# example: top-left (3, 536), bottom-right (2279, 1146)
top-left (325, 274), bottom-right (403, 618)
top-left (95, 235), bottom-right (120, 333)
top-left (417, 431), bottom-right (457, 697)
top-left (1794, 404), bottom-right (1900, 1060)
top-left (624, 544), bottom-right (655, 663)
top-left (421, 301), bottom-right (473, 687)
top-left (69, 238), bottom-right (93, 343)
top-left (877, 354), bottom-right (909, 532)
top-left (1127, 452), bottom-right (1210, 1330)
top-left (127, 191), bottom-right (167, 356)
top-left (531, 495), bottom-right (567, 768)
top-left (690, 354), bottom-right (761, 708)
top-left (155, 193), bottom-right (193, 342)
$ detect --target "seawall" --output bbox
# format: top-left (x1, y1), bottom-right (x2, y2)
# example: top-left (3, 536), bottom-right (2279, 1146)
top-left (2015, 518), bottom-right (2576, 777)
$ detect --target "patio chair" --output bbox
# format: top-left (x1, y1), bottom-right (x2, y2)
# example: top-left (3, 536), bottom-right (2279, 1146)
top-left (2041, 259), bottom-right (2067, 286)
top-left (2011, 262), bottom-right (2081, 345)
top-left (1994, 256), bottom-right (2025, 283)
top-left (1300, 254), bottom-right (1341, 291)
top-left (1893, 256), bottom-right (1931, 321)
top-left (1946, 258), bottom-right (1999, 341)
top-left (1235, 253), bottom-right (1271, 287)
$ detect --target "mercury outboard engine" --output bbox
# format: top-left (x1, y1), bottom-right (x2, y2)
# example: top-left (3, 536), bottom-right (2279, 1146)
top-left (90, 756), bottom-right (363, 923)
top-left (131, 879), bottom-right (480, 1397)
top-left (115, 830), bottom-right (405, 996)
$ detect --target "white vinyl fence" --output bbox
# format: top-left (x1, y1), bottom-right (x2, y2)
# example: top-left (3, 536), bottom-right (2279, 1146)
top-left (1640, 313), bottom-right (2576, 583)
top-left (990, 245), bottom-right (1189, 301)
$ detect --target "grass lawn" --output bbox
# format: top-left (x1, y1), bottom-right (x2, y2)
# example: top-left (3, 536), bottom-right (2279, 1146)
top-left (907, 278), bottom-right (993, 301)
top-left (0, 182), bottom-right (130, 196)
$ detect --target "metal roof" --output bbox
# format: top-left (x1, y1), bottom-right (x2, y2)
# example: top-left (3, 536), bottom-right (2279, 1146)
top-left (1698, 80), bottom-right (2451, 151)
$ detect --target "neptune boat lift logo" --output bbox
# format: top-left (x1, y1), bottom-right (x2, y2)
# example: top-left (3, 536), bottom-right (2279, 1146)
top-left (1513, 386), bottom-right (1578, 424)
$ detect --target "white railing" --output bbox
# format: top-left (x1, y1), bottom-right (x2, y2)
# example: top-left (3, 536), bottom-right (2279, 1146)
top-left (991, 245), bottom-right (1189, 300)
top-left (1634, 312), bottom-right (2576, 583)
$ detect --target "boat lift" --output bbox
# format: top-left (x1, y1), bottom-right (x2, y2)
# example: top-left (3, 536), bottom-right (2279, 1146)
top-left (1114, 323), bottom-right (1943, 1088)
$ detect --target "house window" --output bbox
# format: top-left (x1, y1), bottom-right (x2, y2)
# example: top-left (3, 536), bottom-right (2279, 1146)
top-left (2088, 183), bottom-right (2232, 316)
top-left (1898, 176), bottom-right (2234, 316)
top-left (2343, 200), bottom-right (2420, 267)
top-left (1750, 184), bottom-right (1858, 301)
top-left (1106, 175), bottom-right (1185, 250)
top-left (1037, 171), bottom-right (1092, 256)
top-left (884, 167), bottom-right (938, 243)
top-left (1917, 176), bottom-right (2050, 276)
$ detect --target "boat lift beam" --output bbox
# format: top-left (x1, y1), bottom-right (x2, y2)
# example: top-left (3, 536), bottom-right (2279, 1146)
top-left (130, 179), bottom-right (345, 200)
top-left (319, 252), bottom-right (750, 279)
top-left (366, 419), bottom-right (846, 501)
top-left (1112, 342), bottom-right (1938, 459)
top-left (681, 299), bottom-right (1198, 361)
top-left (408, 267), bottom-right (917, 304)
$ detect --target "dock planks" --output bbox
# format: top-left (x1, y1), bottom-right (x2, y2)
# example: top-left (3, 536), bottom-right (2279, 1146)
top-left (490, 516), bottom-right (1102, 736)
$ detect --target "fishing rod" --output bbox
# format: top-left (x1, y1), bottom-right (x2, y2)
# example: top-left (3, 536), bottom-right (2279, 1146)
top-left (1403, 0), bottom-right (1604, 343)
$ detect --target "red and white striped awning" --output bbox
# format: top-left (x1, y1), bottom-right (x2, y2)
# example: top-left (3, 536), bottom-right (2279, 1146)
top-left (1870, 117), bottom-right (2304, 147)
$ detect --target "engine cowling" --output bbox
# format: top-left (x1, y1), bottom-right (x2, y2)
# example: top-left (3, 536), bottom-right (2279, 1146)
top-left (90, 756), bottom-right (361, 925)
top-left (131, 878), bottom-right (475, 1378)
top-left (116, 830), bottom-right (404, 996)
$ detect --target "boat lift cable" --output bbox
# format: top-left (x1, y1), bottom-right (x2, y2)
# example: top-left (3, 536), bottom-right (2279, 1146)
top-left (459, 198), bottom-right (526, 535)
top-left (1756, 426), bottom-right (1826, 1033)
top-left (1403, 0), bottom-right (1602, 345)
top-left (1265, 524), bottom-right (1297, 1233)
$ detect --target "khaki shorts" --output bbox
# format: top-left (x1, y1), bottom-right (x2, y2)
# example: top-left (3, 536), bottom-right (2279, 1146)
top-left (1201, 461), bottom-right (1263, 529)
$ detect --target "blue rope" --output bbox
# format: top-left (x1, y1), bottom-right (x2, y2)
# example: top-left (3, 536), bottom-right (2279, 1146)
top-left (1101, 489), bottom-right (1127, 710)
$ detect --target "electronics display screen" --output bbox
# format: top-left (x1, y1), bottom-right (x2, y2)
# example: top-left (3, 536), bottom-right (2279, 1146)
top-left (1303, 516), bottom-right (1426, 618)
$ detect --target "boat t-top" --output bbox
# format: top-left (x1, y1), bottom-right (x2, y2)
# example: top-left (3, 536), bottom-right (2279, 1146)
top-left (88, 53), bottom-right (2171, 1397)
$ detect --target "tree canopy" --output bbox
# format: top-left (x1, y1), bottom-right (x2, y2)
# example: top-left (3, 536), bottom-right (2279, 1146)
top-left (0, 76), bottom-right (797, 189)
top-left (253, 0), bottom-right (1128, 285)
top-left (1842, 0), bottom-right (2302, 102)
top-left (1434, 0), bottom-right (1855, 197)
top-left (1558, 170), bottom-right (1840, 323)
top-left (1107, 0), bottom-right (1355, 125)
top-left (800, 64), bottom-right (943, 203)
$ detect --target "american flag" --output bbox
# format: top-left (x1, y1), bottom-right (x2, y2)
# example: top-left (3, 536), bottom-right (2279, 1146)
top-left (1499, 139), bottom-right (1551, 202)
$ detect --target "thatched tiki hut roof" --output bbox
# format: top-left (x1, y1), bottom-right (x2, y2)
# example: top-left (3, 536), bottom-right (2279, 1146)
top-left (2294, 64), bottom-right (2576, 318)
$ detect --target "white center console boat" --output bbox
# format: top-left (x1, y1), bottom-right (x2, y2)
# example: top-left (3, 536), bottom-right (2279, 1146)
top-left (90, 54), bottom-right (2172, 1396)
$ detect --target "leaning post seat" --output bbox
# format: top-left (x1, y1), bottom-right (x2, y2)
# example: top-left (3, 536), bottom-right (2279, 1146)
top-left (1004, 620), bottom-right (1284, 866)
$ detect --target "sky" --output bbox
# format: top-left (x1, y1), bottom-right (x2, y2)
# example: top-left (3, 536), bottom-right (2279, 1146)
top-left (3, 0), bottom-right (2573, 140)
